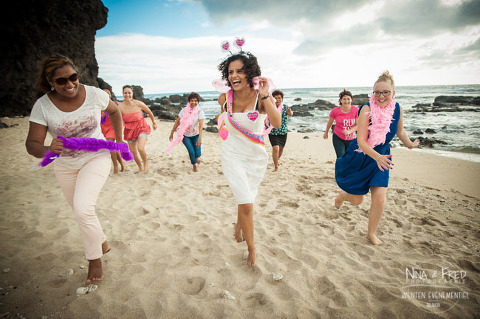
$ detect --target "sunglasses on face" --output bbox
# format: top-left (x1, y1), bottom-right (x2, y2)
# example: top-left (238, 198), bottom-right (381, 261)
top-left (53, 73), bottom-right (79, 85)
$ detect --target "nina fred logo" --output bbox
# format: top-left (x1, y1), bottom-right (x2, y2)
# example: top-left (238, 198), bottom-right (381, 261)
top-left (401, 266), bottom-right (470, 314)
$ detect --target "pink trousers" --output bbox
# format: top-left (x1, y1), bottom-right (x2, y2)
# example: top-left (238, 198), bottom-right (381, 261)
top-left (54, 155), bottom-right (111, 260)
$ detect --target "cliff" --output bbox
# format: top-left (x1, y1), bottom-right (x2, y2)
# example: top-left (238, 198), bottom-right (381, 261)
top-left (1, 0), bottom-right (108, 117)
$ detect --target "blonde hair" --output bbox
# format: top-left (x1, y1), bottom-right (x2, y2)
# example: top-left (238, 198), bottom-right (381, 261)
top-left (374, 70), bottom-right (395, 89)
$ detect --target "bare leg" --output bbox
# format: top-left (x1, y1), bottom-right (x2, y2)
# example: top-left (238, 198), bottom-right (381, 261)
top-left (110, 152), bottom-right (119, 173)
top-left (128, 141), bottom-right (143, 173)
top-left (335, 190), bottom-right (363, 208)
top-left (272, 145), bottom-right (280, 171)
top-left (116, 152), bottom-right (125, 172)
top-left (85, 258), bottom-right (103, 285)
top-left (278, 146), bottom-right (284, 160)
top-left (367, 186), bottom-right (387, 245)
top-left (193, 163), bottom-right (198, 172)
top-left (238, 203), bottom-right (256, 267)
top-left (137, 137), bottom-right (148, 173)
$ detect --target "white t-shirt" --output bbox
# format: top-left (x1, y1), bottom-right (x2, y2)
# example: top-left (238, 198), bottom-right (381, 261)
top-left (178, 106), bottom-right (205, 137)
top-left (29, 85), bottom-right (110, 169)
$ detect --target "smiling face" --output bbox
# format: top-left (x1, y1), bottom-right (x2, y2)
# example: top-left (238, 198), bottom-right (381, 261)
top-left (273, 94), bottom-right (283, 107)
top-left (373, 80), bottom-right (395, 107)
top-left (228, 59), bottom-right (248, 90)
top-left (189, 97), bottom-right (199, 108)
top-left (123, 87), bottom-right (133, 101)
top-left (49, 65), bottom-right (79, 99)
top-left (340, 95), bottom-right (352, 107)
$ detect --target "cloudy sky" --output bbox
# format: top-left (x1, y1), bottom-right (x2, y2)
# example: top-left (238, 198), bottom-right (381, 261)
top-left (95, 0), bottom-right (480, 95)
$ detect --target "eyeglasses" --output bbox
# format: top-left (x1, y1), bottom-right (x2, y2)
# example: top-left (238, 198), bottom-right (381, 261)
top-left (372, 90), bottom-right (392, 97)
top-left (53, 73), bottom-right (79, 85)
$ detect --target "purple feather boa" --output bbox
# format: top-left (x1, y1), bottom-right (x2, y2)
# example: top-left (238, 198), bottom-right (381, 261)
top-left (39, 136), bottom-right (134, 167)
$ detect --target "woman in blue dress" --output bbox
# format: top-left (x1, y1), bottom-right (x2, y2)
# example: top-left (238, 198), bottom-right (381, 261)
top-left (335, 71), bottom-right (419, 245)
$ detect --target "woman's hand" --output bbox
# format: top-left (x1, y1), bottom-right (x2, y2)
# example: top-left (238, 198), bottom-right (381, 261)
top-left (49, 138), bottom-right (64, 154)
top-left (256, 77), bottom-right (270, 98)
top-left (152, 122), bottom-right (158, 130)
top-left (196, 138), bottom-right (202, 146)
top-left (323, 131), bottom-right (328, 139)
top-left (169, 133), bottom-right (174, 142)
top-left (409, 139), bottom-right (420, 149)
top-left (375, 154), bottom-right (394, 172)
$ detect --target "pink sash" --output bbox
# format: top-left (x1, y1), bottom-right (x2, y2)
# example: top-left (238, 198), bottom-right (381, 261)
top-left (218, 90), bottom-right (268, 146)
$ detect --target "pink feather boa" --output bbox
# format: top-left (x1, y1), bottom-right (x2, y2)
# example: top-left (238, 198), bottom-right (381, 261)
top-left (38, 136), bottom-right (133, 167)
top-left (164, 104), bottom-right (200, 154)
top-left (356, 95), bottom-right (396, 153)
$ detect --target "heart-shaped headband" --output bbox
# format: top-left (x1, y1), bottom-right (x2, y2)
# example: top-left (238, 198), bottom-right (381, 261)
top-left (221, 37), bottom-right (246, 54)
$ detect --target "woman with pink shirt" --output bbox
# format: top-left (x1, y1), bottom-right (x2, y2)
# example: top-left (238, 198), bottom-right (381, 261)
top-left (323, 89), bottom-right (359, 158)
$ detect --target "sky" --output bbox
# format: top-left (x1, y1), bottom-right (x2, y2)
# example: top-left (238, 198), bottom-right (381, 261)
top-left (95, 0), bottom-right (480, 95)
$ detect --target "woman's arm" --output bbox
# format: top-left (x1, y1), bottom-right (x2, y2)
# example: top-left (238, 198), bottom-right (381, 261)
top-left (197, 119), bottom-right (204, 146)
top-left (105, 100), bottom-right (125, 143)
top-left (215, 93), bottom-right (227, 123)
top-left (396, 105), bottom-right (419, 149)
top-left (286, 106), bottom-right (293, 117)
top-left (323, 117), bottom-right (335, 139)
top-left (25, 122), bottom-right (63, 158)
top-left (138, 101), bottom-right (158, 130)
top-left (169, 117), bottom-right (181, 141)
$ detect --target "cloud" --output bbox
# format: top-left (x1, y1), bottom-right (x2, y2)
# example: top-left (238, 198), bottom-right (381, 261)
top-left (198, 0), bottom-right (480, 56)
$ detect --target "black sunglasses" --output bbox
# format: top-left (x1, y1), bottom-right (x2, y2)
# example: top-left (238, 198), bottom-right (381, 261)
top-left (53, 73), bottom-right (79, 85)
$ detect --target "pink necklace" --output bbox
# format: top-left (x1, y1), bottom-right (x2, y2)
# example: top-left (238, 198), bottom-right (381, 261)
top-left (366, 95), bottom-right (396, 149)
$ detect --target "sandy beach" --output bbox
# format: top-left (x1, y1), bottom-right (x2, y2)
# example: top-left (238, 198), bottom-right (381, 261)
top-left (0, 116), bottom-right (479, 319)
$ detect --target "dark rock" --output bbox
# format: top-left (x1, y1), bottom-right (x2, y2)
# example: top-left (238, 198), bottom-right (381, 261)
top-left (294, 98), bottom-right (301, 101)
top-left (415, 137), bottom-right (448, 148)
top-left (425, 128), bottom-right (436, 134)
top-left (2, 0), bottom-right (108, 116)
top-left (413, 129), bottom-right (423, 135)
top-left (433, 96), bottom-right (480, 106)
top-left (353, 94), bottom-right (369, 106)
top-left (205, 127), bottom-right (218, 133)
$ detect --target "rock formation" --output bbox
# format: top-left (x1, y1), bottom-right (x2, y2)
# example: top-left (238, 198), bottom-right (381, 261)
top-left (2, 0), bottom-right (108, 117)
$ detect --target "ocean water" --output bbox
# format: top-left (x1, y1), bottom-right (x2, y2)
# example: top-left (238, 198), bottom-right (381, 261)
top-left (145, 84), bottom-right (480, 162)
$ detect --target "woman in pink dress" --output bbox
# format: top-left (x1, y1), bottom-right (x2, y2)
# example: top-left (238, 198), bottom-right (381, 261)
top-left (118, 85), bottom-right (157, 173)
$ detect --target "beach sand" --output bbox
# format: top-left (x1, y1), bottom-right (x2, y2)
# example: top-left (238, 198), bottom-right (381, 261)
top-left (0, 116), bottom-right (479, 319)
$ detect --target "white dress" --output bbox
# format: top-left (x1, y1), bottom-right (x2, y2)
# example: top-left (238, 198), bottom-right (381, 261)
top-left (221, 95), bottom-right (268, 204)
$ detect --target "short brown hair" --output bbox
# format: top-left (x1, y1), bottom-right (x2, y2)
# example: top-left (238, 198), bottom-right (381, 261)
top-left (35, 54), bottom-right (77, 95)
top-left (272, 90), bottom-right (284, 98)
top-left (339, 89), bottom-right (353, 105)
top-left (187, 92), bottom-right (201, 102)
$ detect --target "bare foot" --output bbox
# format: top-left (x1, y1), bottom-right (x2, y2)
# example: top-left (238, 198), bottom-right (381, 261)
top-left (246, 248), bottom-right (256, 267)
top-left (113, 166), bottom-right (119, 174)
top-left (144, 162), bottom-right (149, 173)
top-left (233, 223), bottom-right (245, 243)
top-left (335, 192), bottom-right (345, 209)
top-left (134, 167), bottom-right (144, 174)
top-left (193, 164), bottom-right (198, 172)
top-left (85, 258), bottom-right (103, 285)
top-left (102, 241), bottom-right (110, 254)
top-left (273, 166), bottom-right (278, 172)
top-left (367, 234), bottom-right (384, 245)
top-left (120, 161), bottom-right (125, 172)
top-left (196, 158), bottom-right (201, 164)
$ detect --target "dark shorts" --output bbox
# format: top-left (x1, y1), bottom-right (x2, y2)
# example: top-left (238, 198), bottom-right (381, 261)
top-left (269, 134), bottom-right (287, 147)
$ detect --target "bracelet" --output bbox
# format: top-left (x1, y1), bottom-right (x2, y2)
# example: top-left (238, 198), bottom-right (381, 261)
top-left (375, 154), bottom-right (381, 161)
top-left (261, 94), bottom-right (270, 100)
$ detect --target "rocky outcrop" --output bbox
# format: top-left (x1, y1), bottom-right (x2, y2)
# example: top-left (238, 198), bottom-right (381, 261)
top-left (291, 99), bottom-right (335, 117)
top-left (2, 0), bottom-right (108, 116)
top-left (409, 96), bottom-right (480, 113)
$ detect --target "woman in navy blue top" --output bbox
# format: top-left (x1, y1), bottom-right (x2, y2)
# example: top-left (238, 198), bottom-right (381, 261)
top-left (335, 71), bottom-right (419, 245)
